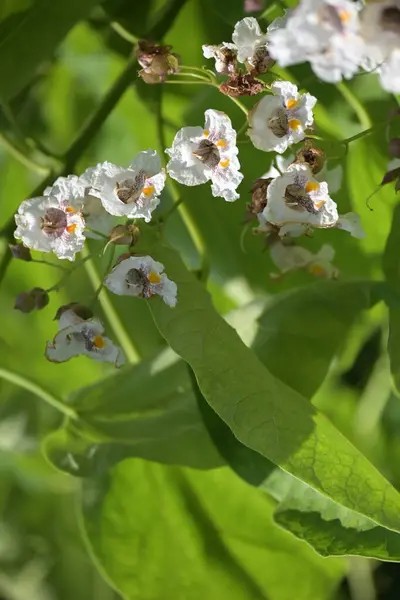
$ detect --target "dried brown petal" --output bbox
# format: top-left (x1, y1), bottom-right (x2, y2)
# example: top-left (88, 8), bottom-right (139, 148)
top-left (381, 167), bottom-right (400, 185)
top-left (54, 302), bottom-right (93, 322)
top-left (31, 287), bottom-right (49, 310)
top-left (296, 143), bottom-right (326, 174)
top-left (389, 138), bottom-right (400, 158)
top-left (247, 178), bottom-right (273, 216)
top-left (219, 73), bottom-right (264, 98)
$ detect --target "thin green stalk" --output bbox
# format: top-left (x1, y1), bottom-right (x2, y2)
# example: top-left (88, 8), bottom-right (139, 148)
top-left (157, 195), bottom-right (185, 223)
top-left (0, 367), bottom-right (78, 419)
top-left (0, 131), bottom-right (50, 175)
top-left (336, 81), bottom-right (372, 129)
top-left (110, 21), bottom-right (138, 44)
top-left (85, 227), bottom-right (109, 240)
top-left (164, 77), bottom-right (249, 115)
top-left (91, 245), bottom-right (116, 304)
top-left (81, 247), bottom-right (141, 365)
top-left (31, 258), bottom-right (68, 271)
top-left (46, 254), bottom-right (92, 293)
top-left (341, 127), bottom-right (374, 145)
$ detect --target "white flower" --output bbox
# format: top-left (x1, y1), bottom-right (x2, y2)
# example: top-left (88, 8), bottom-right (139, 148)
top-left (265, 153), bottom-right (343, 193)
top-left (261, 163), bottom-right (338, 237)
top-left (166, 109), bottom-right (243, 201)
top-left (336, 212), bottom-right (365, 238)
top-left (14, 195), bottom-right (85, 261)
top-left (203, 17), bottom-right (274, 74)
top-left (268, 0), bottom-right (365, 83)
top-left (44, 174), bottom-right (114, 240)
top-left (360, 0), bottom-right (400, 93)
top-left (46, 317), bottom-right (124, 367)
top-left (232, 17), bottom-right (270, 69)
top-left (270, 241), bottom-right (338, 278)
top-left (202, 43), bottom-right (237, 74)
top-left (104, 255), bottom-right (177, 307)
top-left (247, 81), bottom-right (316, 153)
top-left (85, 150), bottom-right (166, 221)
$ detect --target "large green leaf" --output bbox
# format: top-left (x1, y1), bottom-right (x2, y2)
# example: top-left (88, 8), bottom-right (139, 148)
top-left (43, 350), bottom-right (222, 475)
top-left (143, 238), bottom-right (400, 532)
top-left (254, 281), bottom-right (376, 398)
top-left (81, 459), bottom-right (344, 600)
top-left (0, 0), bottom-right (103, 103)
top-left (264, 470), bottom-right (400, 561)
top-left (383, 203), bottom-right (400, 392)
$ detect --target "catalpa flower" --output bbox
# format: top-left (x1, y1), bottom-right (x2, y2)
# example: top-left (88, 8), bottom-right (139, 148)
top-left (14, 196), bottom-right (85, 261)
top-left (166, 109), bottom-right (243, 201)
top-left (257, 163), bottom-right (364, 238)
top-left (265, 153), bottom-right (343, 193)
top-left (44, 174), bottom-right (114, 240)
top-left (359, 0), bottom-right (400, 93)
top-left (203, 17), bottom-right (274, 74)
top-left (46, 314), bottom-right (124, 367)
top-left (86, 150), bottom-right (166, 221)
top-left (268, 0), bottom-right (365, 83)
top-left (247, 81), bottom-right (316, 153)
top-left (270, 241), bottom-right (338, 279)
top-left (105, 255), bottom-right (177, 307)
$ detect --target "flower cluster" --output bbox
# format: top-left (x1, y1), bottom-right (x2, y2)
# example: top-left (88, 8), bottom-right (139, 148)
top-left (13, 21), bottom-right (381, 367)
top-left (267, 0), bottom-right (400, 93)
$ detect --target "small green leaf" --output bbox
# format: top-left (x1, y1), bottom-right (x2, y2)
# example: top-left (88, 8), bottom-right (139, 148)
top-left (145, 240), bottom-right (400, 533)
top-left (0, 0), bottom-right (103, 102)
top-left (81, 459), bottom-right (344, 600)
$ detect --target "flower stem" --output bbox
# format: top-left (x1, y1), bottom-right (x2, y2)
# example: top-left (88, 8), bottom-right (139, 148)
top-left (91, 245), bottom-right (116, 304)
top-left (81, 246), bottom-right (141, 364)
top-left (85, 227), bottom-right (109, 240)
top-left (110, 21), bottom-right (138, 44)
top-left (31, 258), bottom-right (69, 271)
top-left (0, 131), bottom-right (50, 176)
top-left (46, 254), bottom-right (92, 293)
top-left (336, 81), bottom-right (372, 129)
top-left (157, 195), bottom-right (185, 223)
top-left (0, 367), bottom-right (78, 420)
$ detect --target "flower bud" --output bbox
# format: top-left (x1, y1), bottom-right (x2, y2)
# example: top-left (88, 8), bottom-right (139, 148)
top-left (389, 138), bottom-right (400, 158)
top-left (9, 243), bottom-right (31, 261)
top-left (296, 143), bottom-right (326, 174)
top-left (219, 73), bottom-right (264, 97)
top-left (54, 302), bottom-right (93, 322)
top-left (14, 287), bottom-right (49, 313)
top-left (110, 224), bottom-right (140, 246)
top-left (136, 40), bottom-right (180, 84)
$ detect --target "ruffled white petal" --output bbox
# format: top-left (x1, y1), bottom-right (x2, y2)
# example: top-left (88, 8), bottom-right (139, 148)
top-left (232, 17), bottom-right (267, 62)
top-left (14, 196), bottom-right (85, 261)
top-left (270, 241), bottom-right (338, 278)
top-left (166, 126), bottom-right (210, 186)
top-left (46, 319), bottom-right (124, 367)
top-left (336, 212), bottom-right (365, 238)
top-left (104, 256), bottom-right (177, 307)
top-left (263, 163), bottom-right (339, 233)
top-left (87, 151), bottom-right (165, 221)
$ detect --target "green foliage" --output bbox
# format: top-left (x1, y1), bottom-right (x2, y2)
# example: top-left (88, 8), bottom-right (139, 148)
top-left (1, 0), bottom-right (400, 598)
top-left (82, 459), bottom-right (344, 600)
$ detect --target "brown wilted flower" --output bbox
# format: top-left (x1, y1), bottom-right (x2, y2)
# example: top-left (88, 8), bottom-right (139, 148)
top-left (246, 178), bottom-right (273, 218)
top-left (389, 138), bottom-right (400, 158)
top-left (9, 243), bottom-right (31, 261)
top-left (219, 73), bottom-right (264, 97)
top-left (54, 302), bottom-right (94, 322)
top-left (136, 40), bottom-right (180, 84)
top-left (296, 142), bottom-right (326, 175)
top-left (15, 288), bottom-right (49, 313)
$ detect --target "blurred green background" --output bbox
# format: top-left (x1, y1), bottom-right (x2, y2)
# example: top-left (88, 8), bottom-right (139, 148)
top-left (0, 0), bottom-right (400, 598)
